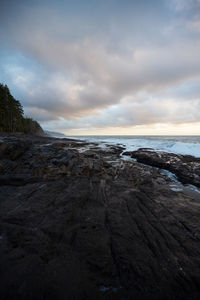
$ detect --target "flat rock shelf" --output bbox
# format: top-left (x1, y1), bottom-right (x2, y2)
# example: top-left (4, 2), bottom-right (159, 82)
top-left (1, 133), bottom-right (200, 300)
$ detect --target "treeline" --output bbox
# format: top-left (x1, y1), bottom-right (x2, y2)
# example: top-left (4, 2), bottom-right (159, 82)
top-left (0, 83), bottom-right (43, 134)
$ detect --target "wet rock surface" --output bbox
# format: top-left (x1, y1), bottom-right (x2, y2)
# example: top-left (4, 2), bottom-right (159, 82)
top-left (1, 134), bottom-right (200, 300)
top-left (123, 149), bottom-right (200, 187)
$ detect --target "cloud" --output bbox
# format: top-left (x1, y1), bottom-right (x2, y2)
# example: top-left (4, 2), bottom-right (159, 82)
top-left (0, 0), bottom-right (200, 133)
top-left (39, 93), bottom-right (200, 133)
top-left (167, 0), bottom-right (200, 12)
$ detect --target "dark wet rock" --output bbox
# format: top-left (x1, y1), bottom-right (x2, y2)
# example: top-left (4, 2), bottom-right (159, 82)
top-left (0, 139), bottom-right (31, 160)
top-left (1, 134), bottom-right (200, 300)
top-left (85, 145), bottom-right (125, 158)
top-left (0, 174), bottom-right (41, 186)
top-left (82, 150), bottom-right (99, 158)
top-left (126, 149), bottom-right (200, 187)
top-left (122, 151), bottom-right (133, 156)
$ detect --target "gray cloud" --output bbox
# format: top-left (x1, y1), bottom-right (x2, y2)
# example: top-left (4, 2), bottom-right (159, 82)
top-left (0, 0), bottom-right (200, 132)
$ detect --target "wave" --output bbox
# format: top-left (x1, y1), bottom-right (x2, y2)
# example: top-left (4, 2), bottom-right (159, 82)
top-left (69, 136), bottom-right (200, 158)
top-left (123, 139), bottom-right (200, 158)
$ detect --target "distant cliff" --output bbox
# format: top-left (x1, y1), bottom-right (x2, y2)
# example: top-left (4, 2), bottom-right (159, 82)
top-left (0, 83), bottom-right (43, 134)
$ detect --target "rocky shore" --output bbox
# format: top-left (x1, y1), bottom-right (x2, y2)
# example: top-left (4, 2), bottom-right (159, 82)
top-left (123, 148), bottom-right (200, 187)
top-left (1, 133), bottom-right (200, 300)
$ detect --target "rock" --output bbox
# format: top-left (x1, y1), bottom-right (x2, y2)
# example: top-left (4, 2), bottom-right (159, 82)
top-left (122, 151), bottom-right (133, 156)
top-left (82, 150), bottom-right (99, 158)
top-left (127, 149), bottom-right (200, 187)
top-left (0, 139), bottom-right (31, 160)
top-left (0, 174), bottom-right (40, 186)
top-left (1, 134), bottom-right (200, 299)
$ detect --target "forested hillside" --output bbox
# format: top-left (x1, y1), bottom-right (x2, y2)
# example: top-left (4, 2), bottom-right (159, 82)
top-left (0, 83), bottom-right (43, 134)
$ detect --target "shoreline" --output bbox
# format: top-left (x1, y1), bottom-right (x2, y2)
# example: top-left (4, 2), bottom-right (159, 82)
top-left (1, 133), bottom-right (200, 299)
top-left (58, 134), bottom-right (200, 158)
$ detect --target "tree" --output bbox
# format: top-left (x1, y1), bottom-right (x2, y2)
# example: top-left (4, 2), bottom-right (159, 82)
top-left (0, 83), bottom-right (43, 134)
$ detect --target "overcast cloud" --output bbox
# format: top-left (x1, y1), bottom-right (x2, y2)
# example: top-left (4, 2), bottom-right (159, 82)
top-left (0, 0), bottom-right (200, 134)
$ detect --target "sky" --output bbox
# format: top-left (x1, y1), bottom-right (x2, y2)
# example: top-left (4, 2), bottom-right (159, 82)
top-left (0, 0), bottom-right (200, 135)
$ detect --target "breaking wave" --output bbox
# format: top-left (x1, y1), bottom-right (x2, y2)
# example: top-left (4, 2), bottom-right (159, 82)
top-left (69, 135), bottom-right (200, 158)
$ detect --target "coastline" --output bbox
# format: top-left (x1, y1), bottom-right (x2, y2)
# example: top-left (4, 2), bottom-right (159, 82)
top-left (1, 133), bottom-right (200, 299)
top-left (64, 135), bottom-right (200, 158)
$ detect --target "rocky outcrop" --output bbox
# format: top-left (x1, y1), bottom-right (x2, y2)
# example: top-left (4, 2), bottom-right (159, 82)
top-left (1, 134), bottom-right (200, 300)
top-left (0, 137), bottom-right (31, 160)
top-left (123, 149), bottom-right (200, 187)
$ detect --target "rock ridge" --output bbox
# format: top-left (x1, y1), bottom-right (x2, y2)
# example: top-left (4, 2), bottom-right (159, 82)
top-left (1, 134), bottom-right (200, 300)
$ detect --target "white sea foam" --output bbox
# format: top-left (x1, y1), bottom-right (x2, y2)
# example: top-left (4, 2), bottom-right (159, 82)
top-left (171, 187), bottom-right (183, 192)
top-left (169, 184), bottom-right (183, 192)
top-left (68, 136), bottom-right (200, 158)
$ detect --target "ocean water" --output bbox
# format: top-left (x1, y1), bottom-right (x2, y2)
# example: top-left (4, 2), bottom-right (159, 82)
top-left (66, 135), bottom-right (200, 158)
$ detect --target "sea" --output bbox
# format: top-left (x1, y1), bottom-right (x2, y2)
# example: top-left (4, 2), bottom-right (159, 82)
top-left (51, 134), bottom-right (200, 158)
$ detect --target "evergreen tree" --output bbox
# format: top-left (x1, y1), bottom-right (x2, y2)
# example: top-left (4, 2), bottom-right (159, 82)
top-left (0, 83), bottom-right (43, 134)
